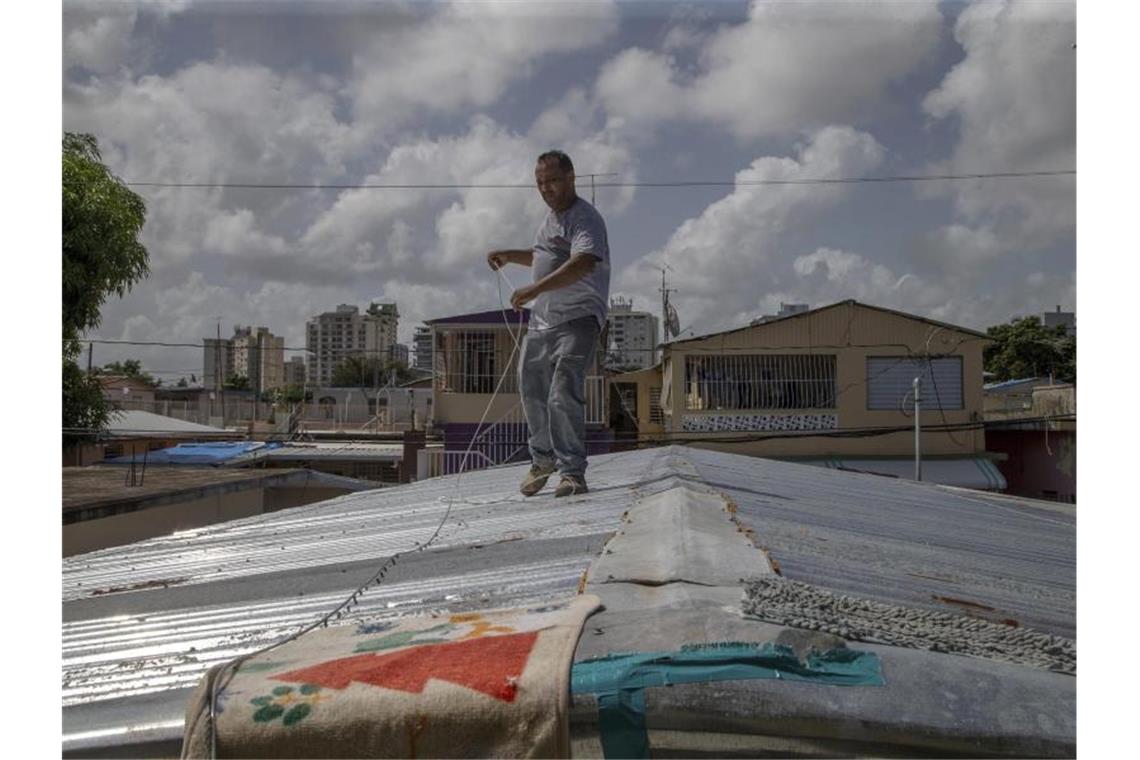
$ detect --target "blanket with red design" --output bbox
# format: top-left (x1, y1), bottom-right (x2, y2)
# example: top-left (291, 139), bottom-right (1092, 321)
top-left (181, 594), bottom-right (601, 758)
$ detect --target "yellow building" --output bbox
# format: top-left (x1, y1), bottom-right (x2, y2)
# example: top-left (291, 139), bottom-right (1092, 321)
top-left (609, 300), bottom-right (1005, 489)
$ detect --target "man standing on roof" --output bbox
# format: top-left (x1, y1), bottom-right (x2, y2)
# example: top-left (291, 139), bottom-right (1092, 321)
top-left (487, 150), bottom-right (610, 498)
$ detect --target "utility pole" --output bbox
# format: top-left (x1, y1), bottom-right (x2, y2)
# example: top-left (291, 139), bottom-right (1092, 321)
top-left (581, 172), bottom-right (618, 206)
top-left (216, 319), bottom-right (225, 426)
top-left (659, 266), bottom-right (678, 341)
top-left (87, 342), bottom-right (93, 374)
top-left (913, 376), bottom-right (922, 482)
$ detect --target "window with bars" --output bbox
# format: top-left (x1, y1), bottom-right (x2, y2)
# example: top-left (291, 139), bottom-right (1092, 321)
top-left (434, 329), bottom-right (520, 394)
top-left (648, 387), bottom-right (664, 424)
top-left (683, 354), bottom-right (837, 411)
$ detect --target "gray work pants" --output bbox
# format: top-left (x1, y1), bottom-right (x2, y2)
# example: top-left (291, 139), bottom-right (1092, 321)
top-left (518, 315), bottom-right (599, 478)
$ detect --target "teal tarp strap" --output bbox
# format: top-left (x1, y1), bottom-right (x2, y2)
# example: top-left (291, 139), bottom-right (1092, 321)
top-left (571, 642), bottom-right (884, 759)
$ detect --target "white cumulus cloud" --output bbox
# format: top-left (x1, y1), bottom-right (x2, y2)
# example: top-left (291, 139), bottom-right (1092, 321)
top-left (347, 0), bottom-right (619, 131)
top-left (615, 126), bottom-right (886, 334)
top-left (919, 0), bottom-right (1075, 258)
top-left (596, 1), bottom-right (942, 139)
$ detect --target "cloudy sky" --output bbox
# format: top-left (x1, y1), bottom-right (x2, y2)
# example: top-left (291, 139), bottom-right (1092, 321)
top-left (61, 0), bottom-right (1075, 382)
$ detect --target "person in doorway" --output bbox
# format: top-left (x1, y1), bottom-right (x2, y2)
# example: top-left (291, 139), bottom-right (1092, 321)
top-left (486, 150), bottom-right (610, 497)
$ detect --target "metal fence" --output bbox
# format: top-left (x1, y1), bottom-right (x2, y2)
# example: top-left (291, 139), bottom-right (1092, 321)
top-left (417, 448), bottom-right (497, 479)
top-left (684, 354), bottom-right (838, 411)
top-left (107, 393), bottom-right (434, 433)
top-left (417, 403), bottom-right (529, 478)
top-left (416, 382), bottom-right (604, 479)
top-left (585, 376), bottom-right (605, 425)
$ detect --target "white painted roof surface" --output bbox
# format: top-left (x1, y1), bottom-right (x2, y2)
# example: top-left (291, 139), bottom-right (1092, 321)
top-left (104, 410), bottom-right (233, 435)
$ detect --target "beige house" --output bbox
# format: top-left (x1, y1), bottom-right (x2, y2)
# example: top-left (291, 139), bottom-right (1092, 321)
top-left (610, 300), bottom-right (1004, 488)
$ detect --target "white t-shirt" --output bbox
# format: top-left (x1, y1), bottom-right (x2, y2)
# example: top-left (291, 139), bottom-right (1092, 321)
top-left (530, 197), bottom-right (611, 331)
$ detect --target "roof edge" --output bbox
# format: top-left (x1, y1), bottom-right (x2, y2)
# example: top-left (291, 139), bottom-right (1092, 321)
top-left (665, 299), bottom-right (993, 347)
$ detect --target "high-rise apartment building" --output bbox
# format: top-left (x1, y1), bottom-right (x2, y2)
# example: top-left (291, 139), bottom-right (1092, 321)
top-left (1042, 305), bottom-right (1075, 336)
top-left (306, 302), bottom-right (400, 386)
top-left (232, 326), bottom-right (286, 393)
top-left (203, 338), bottom-right (233, 390)
top-left (389, 343), bottom-right (409, 365)
top-left (607, 297), bottom-right (660, 370)
top-left (203, 327), bottom-right (285, 392)
top-left (413, 326), bottom-right (433, 371)
top-left (285, 356), bottom-right (307, 386)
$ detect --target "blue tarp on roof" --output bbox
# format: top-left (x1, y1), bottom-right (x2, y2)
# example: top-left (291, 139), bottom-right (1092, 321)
top-left (102, 441), bottom-right (281, 465)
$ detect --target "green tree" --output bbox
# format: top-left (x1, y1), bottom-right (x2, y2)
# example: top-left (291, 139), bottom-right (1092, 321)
top-left (224, 373), bottom-right (251, 391)
top-left (331, 355), bottom-right (417, 387)
top-left (99, 359), bottom-right (157, 386)
top-left (63, 133), bottom-right (149, 441)
top-left (277, 383), bottom-right (311, 403)
top-left (330, 355), bottom-right (385, 387)
top-left (387, 359), bottom-right (419, 387)
top-left (984, 317), bottom-right (1075, 384)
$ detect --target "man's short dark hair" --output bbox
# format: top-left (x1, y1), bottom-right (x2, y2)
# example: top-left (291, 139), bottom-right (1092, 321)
top-left (537, 150), bottom-right (574, 173)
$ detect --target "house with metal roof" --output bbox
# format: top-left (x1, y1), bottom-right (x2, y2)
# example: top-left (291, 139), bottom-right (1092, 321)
top-left (62, 445), bottom-right (1073, 757)
top-left (64, 410), bottom-right (244, 467)
top-left (609, 300), bottom-right (1006, 490)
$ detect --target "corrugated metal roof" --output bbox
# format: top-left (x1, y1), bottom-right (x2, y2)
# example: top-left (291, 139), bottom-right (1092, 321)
top-left (228, 442), bottom-right (405, 464)
top-left (797, 456), bottom-right (1007, 490)
top-left (686, 448), bottom-right (1074, 638)
top-left (669, 299), bottom-right (993, 346)
top-left (62, 446), bottom-right (1074, 755)
top-left (63, 450), bottom-right (688, 754)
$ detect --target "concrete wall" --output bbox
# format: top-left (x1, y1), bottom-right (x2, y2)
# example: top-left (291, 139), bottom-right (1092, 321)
top-left (64, 488), bottom-right (263, 557)
top-left (434, 392), bottom-right (523, 427)
top-left (987, 429), bottom-right (1076, 503)
top-left (63, 483), bottom-right (356, 556)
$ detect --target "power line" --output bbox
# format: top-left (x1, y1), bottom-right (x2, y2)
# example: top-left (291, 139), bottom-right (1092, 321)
top-left (124, 169), bottom-right (1074, 191)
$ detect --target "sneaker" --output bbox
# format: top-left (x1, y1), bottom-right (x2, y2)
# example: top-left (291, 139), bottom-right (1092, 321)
top-left (520, 463), bottom-right (556, 497)
top-left (554, 475), bottom-right (588, 498)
